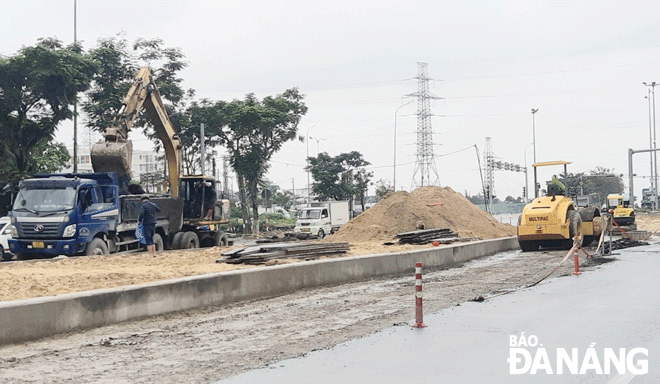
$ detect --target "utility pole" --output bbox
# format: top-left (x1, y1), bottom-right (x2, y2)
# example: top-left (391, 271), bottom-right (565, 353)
top-left (531, 108), bottom-right (539, 197)
top-left (200, 123), bottom-right (206, 175)
top-left (394, 99), bottom-right (414, 191)
top-left (222, 155), bottom-right (229, 197)
top-left (646, 89), bottom-right (654, 208)
top-left (644, 82), bottom-right (658, 208)
top-left (306, 125), bottom-right (316, 205)
top-left (72, 0), bottom-right (78, 172)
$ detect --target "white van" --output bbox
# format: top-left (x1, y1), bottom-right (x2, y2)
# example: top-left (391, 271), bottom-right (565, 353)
top-left (0, 216), bottom-right (13, 261)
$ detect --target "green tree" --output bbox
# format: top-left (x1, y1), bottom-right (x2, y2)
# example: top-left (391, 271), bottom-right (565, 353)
top-left (30, 139), bottom-right (71, 174)
top-left (558, 167), bottom-right (623, 203)
top-left (204, 90), bottom-right (307, 234)
top-left (82, 35), bottom-right (189, 147)
top-left (272, 190), bottom-right (294, 210)
top-left (374, 179), bottom-right (393, 201)
top-left (0, 38), bottom-right (95, 185)
top-left (306, 151), bottom-right (372, 210)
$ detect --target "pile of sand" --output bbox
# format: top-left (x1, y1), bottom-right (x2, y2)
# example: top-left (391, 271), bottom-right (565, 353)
top-left (330, 186), bottom-right (515, 242)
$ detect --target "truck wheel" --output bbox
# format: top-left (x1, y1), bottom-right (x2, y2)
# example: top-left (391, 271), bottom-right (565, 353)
top-left (86, 238), bottom-right (109, 256)
top-left (1, 249), bottom-right (12, 261)
top-left (567, 210), bottom-right (583, 248)
top-left (317, 229), bottom-right (325, 239)
top-left (171, 232), bottom-right (185, 249)
top-left (518, 240), bottom-right (539, 252)
top-left (153, 234), bottom-right (164, 252)
top-left (181, 231), bottom-right (199, 249)
top-left (215, 232), bottom-right (229, 247)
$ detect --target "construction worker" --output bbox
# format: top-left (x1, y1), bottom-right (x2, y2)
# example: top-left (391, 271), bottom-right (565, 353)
top-left (138, 194), bottom-right (161, 256)
top-left (547, 176), bottom-right (566, 196)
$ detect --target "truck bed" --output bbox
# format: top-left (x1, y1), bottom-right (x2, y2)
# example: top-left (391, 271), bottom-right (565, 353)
top-left (119, 195), bottom-right (184, 234)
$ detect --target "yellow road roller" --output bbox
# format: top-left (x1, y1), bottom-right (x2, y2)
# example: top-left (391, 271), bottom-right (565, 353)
top-left (517, 161), bottom-right (603, 252)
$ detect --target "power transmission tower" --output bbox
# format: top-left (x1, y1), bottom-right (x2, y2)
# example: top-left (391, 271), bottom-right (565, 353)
top-left (81, 126), bottom-right (100, 156)
top-left (484, 137), bottom-right (495, 210)
top-left (484, 137), bottom-right (526, 213)
top-left (409, 62), bottom-right (440, 189)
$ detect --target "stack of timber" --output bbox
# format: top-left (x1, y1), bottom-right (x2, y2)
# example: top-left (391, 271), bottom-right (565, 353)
top-left (220, 242), bottom-right (350, 265)
top-left (394, 228), bottom-right (478, 245)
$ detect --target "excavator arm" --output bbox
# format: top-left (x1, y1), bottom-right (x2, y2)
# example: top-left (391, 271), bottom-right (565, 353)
top-left (90, 67), bottom-right (181, 197)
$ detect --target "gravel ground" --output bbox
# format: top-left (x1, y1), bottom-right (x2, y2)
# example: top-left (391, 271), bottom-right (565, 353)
top-left (0, 246), bottom-right (613, 384)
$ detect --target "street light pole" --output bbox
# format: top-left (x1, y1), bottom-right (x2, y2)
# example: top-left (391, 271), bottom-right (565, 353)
top-left (394, 100), bottom-right (414, 191)
top-left (306, 124), bottom-right (317, 205)
top-left (73, 0), bottom-right (78, 172)
top-left (644, 82), bottom-right (658, 209)
top-left (309, 136), bottom-right (325, 155)
top-left (531, 108), bottom-right (539, 197)
top-left (524, 142), bottom-right (533, 203)
top-left (646, 89), bottom-right (654, 208)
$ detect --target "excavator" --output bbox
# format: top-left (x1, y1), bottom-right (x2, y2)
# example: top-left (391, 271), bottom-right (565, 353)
top-left (90, 67), bottom-right (229, 248)
top-left (9, 67), bottom-right (229, 259)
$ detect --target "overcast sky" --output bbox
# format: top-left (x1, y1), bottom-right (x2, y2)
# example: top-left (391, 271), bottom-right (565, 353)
top-left (2, 0), bottom-right (660, 200)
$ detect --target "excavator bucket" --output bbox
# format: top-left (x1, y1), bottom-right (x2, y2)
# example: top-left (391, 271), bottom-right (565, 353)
top-left (90, 139), bottom-right (133, 192)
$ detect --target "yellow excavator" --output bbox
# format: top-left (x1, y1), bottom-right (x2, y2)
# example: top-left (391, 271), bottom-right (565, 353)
top-left (90, 67), bottom-right (229, 248)
top-left (517, 161), bottom-right (603, 252)
top-left (91, 67), bottom-right (180, 196)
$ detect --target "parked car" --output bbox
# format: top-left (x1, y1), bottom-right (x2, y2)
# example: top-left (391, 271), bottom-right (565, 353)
top-left (0, 216), bottom-right (13, 261)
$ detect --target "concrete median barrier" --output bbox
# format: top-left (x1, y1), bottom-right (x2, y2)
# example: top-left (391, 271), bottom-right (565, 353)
top-left (0, 237), bottom-right (518, 345)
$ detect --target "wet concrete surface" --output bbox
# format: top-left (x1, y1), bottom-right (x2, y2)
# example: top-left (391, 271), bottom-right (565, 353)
top-left (218, 245), bottom-right (660, 384)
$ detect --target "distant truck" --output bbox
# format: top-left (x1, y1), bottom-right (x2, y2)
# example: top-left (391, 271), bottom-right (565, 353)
top-left (294, 201), bottom-right (350, 238)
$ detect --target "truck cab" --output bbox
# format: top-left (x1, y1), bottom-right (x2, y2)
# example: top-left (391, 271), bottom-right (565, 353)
top-left (293, 201), bottom-right (350, 238)
top-left (8, 174), bottom-right (119, 258)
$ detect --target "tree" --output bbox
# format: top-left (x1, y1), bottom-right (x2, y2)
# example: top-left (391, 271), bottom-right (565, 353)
top-left (271, 190), bottom-right (294, 210)
top-left (353, 168), bottom-right (374, 212)
top-left (204, 89), bottom-right (308, 234)
top-left (30, 139), bottom-right (71, 174)
top-left (82, 35), bottom-right (189, 148)
top-left (558, 167), bottom-right (623, 204)
top-left (306, 151), bottom-right (373, 210)
top-left (0, 38), bottom-right (96, 185)
top-left (374, 179), bottom-right (393, 202)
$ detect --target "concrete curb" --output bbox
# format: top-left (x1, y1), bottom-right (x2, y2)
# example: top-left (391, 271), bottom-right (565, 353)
top-left (0, 237), bottom-right (518, 345)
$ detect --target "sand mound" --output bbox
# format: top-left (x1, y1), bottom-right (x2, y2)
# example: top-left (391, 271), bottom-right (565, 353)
top-left (330, 186), bottom-right (515, 242)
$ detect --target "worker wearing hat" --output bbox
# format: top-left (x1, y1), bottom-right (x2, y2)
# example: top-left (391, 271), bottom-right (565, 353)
top-left (138, 194), bottom-right (161, 256)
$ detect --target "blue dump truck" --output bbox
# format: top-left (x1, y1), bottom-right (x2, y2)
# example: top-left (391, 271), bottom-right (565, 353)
top-left (8, 67), bottom-right (232, 259)
top-left (7, 173), bottom-right (188, 258)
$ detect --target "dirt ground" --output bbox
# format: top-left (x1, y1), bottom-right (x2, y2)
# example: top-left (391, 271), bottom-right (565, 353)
top-left (0, 245), bottom-right (609, 384)
top-left (633, 213), bottom-right (660, 232)
top-left (0, 211), bottom-right (653, 382)
top-left (0, 211), bottom-right (653, 303)
top-left (0, 239), bottom-right (467, 302)
top-left (0, 185), bottom-right (517, 303)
